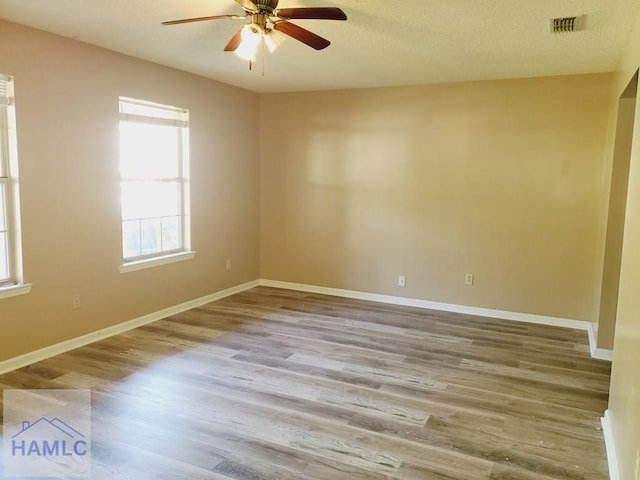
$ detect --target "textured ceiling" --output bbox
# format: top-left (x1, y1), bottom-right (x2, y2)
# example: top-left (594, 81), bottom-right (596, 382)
top-left (0, 0), bottom-right (638, 93)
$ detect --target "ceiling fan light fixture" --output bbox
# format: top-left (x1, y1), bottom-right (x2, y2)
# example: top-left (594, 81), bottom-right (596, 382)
top-left (235, 24), bottom-right (263, 61)
top-left (163, 1), bottom-right (348, 64)
top-left (264, 29), bottom-right (286, 52)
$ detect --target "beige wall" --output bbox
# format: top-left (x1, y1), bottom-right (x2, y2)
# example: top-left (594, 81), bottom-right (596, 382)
top-left (0, 20), bottom-right (260, 361)
top-left (606, 10), bottom-right (640, 479)
top-left (598, 91), bottom-right (636, 351)
top-left (260, 74), bottom-right (613, 320)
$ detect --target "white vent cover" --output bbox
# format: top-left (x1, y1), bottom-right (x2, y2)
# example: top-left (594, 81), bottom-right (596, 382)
top-left (551, 16), bottom-right (582, 33)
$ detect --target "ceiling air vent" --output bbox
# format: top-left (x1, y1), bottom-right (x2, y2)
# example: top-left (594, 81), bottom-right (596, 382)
top-left (551, 16), bottom-right (581, 33)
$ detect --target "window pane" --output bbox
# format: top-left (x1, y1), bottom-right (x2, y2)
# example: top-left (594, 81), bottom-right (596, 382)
top-left (119, 121), bottom-right (179, 179)
top-left (119, 96), bottom-right (189, 263)
top-left (0, 75), bottom-right (22, 285)
top-left (140, 218), bottom-right (161, 256)
top-left (0, 183), bottom-right (6, 232)
top-left (122, 220), bottom-right (141, 260)
top-left (0, 231), bottom-right (9, 281)
top-left (121, 181), bottom-right (180, 220)
top-left (161, 216), bottom-right (181, 251)
top-left (0, 131), bottom-right (6, 177)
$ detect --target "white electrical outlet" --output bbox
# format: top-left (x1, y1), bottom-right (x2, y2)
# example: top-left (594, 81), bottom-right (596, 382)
top-left (226, 258), bottom-right (232, 271)
top-left (398, 275), bottom-right (406, 287)
top-left (72, 294), bottom-right (81, 310)
top-left (465, 273), bottom-right (474, 285)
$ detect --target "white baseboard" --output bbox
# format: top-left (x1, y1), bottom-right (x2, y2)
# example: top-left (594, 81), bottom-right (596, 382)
top-left (0, 277), bottom-right (611, 376)
top-left (264, 279), bottom-right (613, 362)
top-left (259, 279), bottom-right (592, 331)
top-left (602, 410), bottom-right (620, 480)
top-left (588, 322), bottom-right (614, 361)
top-left (0, 280), bottom-right (260, 376)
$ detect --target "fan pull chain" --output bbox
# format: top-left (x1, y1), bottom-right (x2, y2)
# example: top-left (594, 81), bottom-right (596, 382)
top-left (245, 38), bottom-right (267, 74)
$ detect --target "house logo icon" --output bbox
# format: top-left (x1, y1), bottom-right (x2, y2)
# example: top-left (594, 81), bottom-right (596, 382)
top-left (11, 417), bottom-right (88, 458)
top-left (3, 389), bottom-right (91, 478)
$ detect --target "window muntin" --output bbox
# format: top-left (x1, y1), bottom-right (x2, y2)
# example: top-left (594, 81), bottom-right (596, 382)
top-left (118, 97), bottom-right (190, 263)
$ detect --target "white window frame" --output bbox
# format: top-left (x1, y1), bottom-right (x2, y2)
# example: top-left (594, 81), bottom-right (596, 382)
top-left (118, 97), bottom-right (193, 273)
top-left (0, 74), bottom-right (30, 298)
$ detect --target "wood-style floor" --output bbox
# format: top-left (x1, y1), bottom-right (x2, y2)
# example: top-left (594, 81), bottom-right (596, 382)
top-left (0, 287), bottom-right (611, 479)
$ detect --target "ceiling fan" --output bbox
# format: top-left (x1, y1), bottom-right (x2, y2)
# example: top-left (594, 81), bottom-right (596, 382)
top-left (162, 0), bottom-right (347, 63)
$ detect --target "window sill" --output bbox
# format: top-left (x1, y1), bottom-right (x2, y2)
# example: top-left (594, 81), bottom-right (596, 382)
top-left (0, 283), bottom-right (33, 299)
top-left (119, 251), bottom-right (195, 274)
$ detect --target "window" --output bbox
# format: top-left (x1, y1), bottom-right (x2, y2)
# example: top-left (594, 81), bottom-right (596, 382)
top-left (118, 97), bottom-right (191, 268)
top-left (0, 74), bottom-right (26, 294)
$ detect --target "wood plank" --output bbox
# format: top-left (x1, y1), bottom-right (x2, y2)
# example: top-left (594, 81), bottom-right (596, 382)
top-left (0, 286), bottom-right (610, 479)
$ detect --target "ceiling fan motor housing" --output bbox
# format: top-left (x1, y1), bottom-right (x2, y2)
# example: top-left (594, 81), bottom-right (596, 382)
top-left (255, 0), bottom-right (279, 13)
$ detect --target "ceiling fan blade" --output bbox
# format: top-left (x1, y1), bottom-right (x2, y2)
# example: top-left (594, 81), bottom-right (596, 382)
top-left (224, 27), bottom-right (244, 52)
top-left (273, 21), bottom-right (331, 50)
top-left (234, 0), bottom-right (259, 13)
top-left (162, 14), bottom-right (244, 26)
top-left (275, 7), bottom-right (347, 21)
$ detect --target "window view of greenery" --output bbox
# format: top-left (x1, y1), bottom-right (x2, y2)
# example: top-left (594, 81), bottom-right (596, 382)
top-left (118, 98), bottom-right (189, 262)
